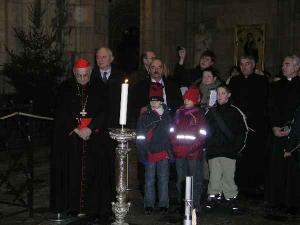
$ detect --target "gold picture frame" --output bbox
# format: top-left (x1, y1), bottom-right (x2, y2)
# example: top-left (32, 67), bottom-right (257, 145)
top-left (234, 24), bottom-right (265, 70)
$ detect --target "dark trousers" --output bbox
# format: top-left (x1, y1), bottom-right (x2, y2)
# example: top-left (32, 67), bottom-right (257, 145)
top-left (266, 136), bottom-right (300, 208)
top-left (235, 131), bottom-right (267, 191)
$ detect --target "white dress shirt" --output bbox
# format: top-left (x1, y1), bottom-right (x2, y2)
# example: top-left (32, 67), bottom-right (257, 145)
top-left (100, 67), bottom-right (112, 80)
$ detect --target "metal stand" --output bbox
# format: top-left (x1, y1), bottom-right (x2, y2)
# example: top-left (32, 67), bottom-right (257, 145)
top-left (48, 213), bottom-right (80, 225)
top-left (49, 213), bottom-right (68, 222)
top-left (109, 127), bottom-right (136, 225)
top-left (184, 176), bottom-right (193, 225)
top-left (126, 142), bottom-right (134, 191)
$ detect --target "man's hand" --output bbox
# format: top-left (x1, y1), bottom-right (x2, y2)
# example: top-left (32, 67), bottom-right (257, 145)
top-left (140, 106), bottom-right (147, 115)
top-left (74, 127), bottom-right (92, 140)
top-left (178, 48), bottom-right (186, 65)
top-left (284, 149), bottom-right (292, 158)
top-left (255, 68), bottom-right (264, 75)
top-left (272, 127), bottom-right (289, 137)
top-left (80, 127), bottom-right (92, 140)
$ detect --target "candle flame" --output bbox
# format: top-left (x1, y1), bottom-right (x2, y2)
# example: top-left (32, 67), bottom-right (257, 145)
top-left (125, 79), bottom-right (128, 83)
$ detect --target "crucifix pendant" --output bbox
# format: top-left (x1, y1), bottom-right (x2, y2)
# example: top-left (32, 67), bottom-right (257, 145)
top-left (80, 109), bottom-right (87, 117)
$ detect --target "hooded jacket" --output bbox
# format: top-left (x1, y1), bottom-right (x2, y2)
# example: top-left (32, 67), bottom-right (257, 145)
top-left (170, 106), bottom-right (207, 160)
top-left (205, 102), bottom-right (248, 160)
top-left (136, 104), bottom-right (173, 163)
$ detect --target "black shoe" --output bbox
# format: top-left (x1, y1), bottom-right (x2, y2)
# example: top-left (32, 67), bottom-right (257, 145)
top-left (67, 211), bottom-right (79, 217)
top-left (226, 197), bottom-right (242, 215)
top-left (284, 207), bottom-right (298, 216)
top-left (144, 207), bottom-right (153, 215)
top-left (159, 207), bottom-right (168, 214)
top-left (205, 194), bottom-right (222, 210)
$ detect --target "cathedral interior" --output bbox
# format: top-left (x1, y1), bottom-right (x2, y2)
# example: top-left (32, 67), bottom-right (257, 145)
top-left (0, 0), bottom-right (300, 225)
top-left (0, 0), bottom-right (300, 93)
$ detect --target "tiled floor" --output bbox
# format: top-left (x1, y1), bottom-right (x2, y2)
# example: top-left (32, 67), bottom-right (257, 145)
top-left (0, 145), bottom-right (299, 225)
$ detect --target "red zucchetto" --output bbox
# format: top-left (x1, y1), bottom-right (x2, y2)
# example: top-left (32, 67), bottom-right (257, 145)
top-left (73, 58), bottom-right (90, 69)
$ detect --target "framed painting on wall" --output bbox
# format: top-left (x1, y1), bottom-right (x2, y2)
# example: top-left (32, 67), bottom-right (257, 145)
top-left (234, 24), bottom-right (265, 70)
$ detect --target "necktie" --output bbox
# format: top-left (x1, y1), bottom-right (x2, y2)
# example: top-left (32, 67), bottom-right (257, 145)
top-left (102, 72), bottom-right (108, 83)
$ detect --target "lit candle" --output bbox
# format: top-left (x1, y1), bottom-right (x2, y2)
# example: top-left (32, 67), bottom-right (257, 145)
top-left (119, 79), bottom-right (129, 125)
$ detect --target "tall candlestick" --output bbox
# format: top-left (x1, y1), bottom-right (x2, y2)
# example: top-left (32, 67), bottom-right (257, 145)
top-left (184, 176), bottom-right (193, 225)
top-left (119, 79), bottom-right (129, 125)
top-left (185, 176), bottom-right (192, 200)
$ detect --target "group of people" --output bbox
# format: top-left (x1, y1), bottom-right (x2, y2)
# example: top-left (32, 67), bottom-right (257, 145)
top-left (50, 45), bottom-right (300, 224)
top-left (133, 49), bottom-right (300, 217)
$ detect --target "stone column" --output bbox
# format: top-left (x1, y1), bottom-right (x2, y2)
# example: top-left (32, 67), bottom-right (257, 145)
top-left (0, 0), bottom-right (6, 94)
top-left (140, 0), bottom-right (160, 55)
top-left (67, 0), bottom-right (109, 64)
top-left (140, 0), bottom-right (189, 67)
top-left (0, 0), bottom-right (6, 67)
top-left (0, 0), bottom-right (24, 94)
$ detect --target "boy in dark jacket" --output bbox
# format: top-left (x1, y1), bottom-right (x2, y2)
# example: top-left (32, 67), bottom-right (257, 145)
top-left (170, 86), bottom-right (207, 212)
top-left (136, 82), bottom-right (173, 215)
top-left (205, 84), bottom-right (247, 213)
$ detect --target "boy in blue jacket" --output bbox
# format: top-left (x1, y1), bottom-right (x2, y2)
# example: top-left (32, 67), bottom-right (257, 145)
top-left (136, 82), bottom-right (173, 215)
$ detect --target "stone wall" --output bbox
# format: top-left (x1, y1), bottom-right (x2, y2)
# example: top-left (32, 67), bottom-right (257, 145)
top-left (139, 0), bottom-right (299, 80)
top-left (140, 0), bottom-right (188, 69)
top-left (191, 0), bottom-right (299, 79)
top-left (0, 0), bottom-right (109, 94)
top-left (1, 0), bottom-right (299, 94)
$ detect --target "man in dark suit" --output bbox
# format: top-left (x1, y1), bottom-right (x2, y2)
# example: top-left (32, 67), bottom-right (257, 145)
top-left (91, 47), bottom-right (124, 128)
top-left (89, 47), bottom-right (125, 222)
top-left (130, 58), bottom-right (182, 124)
top-left (129, 51), bottom-right (156, 87)
top-left (130, 58), bottom-right (182, 195)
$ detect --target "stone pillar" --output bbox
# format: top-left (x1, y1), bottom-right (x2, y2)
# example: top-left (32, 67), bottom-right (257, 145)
top-left (140, 0), bottom-right (162, 56)
top-left (268, 0), bottom-right (299, 73)
top-left (0, 1), bottom-right (6, 67)
top-left (140, 0), bottom-right (189, 68)
top-left (67, 0), bottom-right (109, 64)
top-left (0, 0), bottom-right (25, 94)
top-left (0, 0), bottom-right (6, 94)
top-left (0, 0), bottom-right (110, 64)
top-left (294, 0), bottom-right (300, 54)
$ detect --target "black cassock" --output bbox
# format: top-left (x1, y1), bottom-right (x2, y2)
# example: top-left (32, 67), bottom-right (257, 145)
top-left (229, 73), bottom-right (269, 190)
top-left (50, 78), bottom-right (115, 217)
top-left (266, 76), bottom-right (300, 208)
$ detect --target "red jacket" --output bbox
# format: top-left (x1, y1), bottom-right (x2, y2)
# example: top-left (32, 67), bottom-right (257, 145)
top-left (171, 106), bottom-right (206, 160)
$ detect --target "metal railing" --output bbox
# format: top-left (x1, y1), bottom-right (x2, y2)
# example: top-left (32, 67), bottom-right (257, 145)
top-left (0, 103), bottom-right (53, 218)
